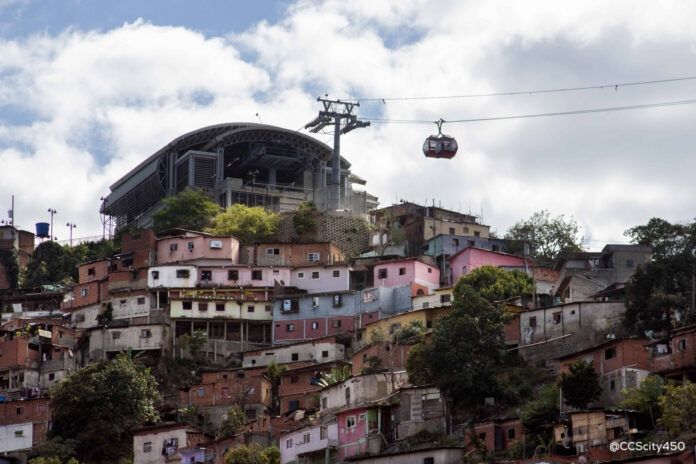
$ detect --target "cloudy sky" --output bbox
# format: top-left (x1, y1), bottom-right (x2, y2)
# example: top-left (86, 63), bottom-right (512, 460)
top-left (1, 0), bottom-right (695, 249)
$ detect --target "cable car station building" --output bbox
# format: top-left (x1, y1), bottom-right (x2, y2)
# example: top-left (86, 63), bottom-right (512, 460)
top-left (102, 123), bottom-right (378, 230)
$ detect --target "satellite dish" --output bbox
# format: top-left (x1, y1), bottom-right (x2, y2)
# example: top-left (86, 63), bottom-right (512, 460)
top-left (645, 330), bottom-right (655, 340)
top-left (280, 280), bottom-right (286, 286)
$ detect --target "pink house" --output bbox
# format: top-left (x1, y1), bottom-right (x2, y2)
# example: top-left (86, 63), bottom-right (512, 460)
top-left (449, 247), bottom-right (531, 283)
top-left (337, 406), bottom-right (390, 461)
top-left (157, 231), bottom-right (240, 265)
top-left (373, 259), bottom-right (440, 296)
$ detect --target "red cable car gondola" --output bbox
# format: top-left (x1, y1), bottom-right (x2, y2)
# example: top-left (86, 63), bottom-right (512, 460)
top-left (423, 119), bottom-right (458, 159)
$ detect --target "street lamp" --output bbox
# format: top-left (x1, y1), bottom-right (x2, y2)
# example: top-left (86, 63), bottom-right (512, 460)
top-left (47, 209), bottom-right (57, 241)
top-left (66, 222), bottom-right (77, 246)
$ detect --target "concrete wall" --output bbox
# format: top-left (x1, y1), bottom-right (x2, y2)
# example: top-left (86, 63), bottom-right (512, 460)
top-left (243, 341), bottom-right (345, 368)
top-left (148, 265), bottom-right (197, 288)
top-left (170, 298), bottom-right (273, 321)
top-left (373, 260), bottom-right (440, 294)
top-left (0, 422), bottom-right (32, 452)
top-left (290, 265), bottom-right (351, 293)
top-left (88, 324), bottom-right (165, 361)
top-left (319, 372), bottom-right (409, 413)
top-left (133, 425), bottom-right (189, 464)
top-left (449, 248), bottom-right (529, 282)
top-left (157, 235), bottom-right (239, 265)
top-left (280, 422), bottom-right (337, 464)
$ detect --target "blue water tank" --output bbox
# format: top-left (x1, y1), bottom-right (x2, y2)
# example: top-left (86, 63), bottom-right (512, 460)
top-left (35, 222), bottom-right (50, 238)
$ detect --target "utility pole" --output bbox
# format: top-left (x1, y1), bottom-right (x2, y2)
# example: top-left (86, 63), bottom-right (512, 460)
top-left (48, 208), bottom-right (57, 241)
top-left (66, 222), bottom-right (77, 246)
top-left (305, 97), bottom-right (370, 210)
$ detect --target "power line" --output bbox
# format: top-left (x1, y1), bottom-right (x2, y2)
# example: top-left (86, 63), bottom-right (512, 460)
top-left (365, 97), bottom-right (696, 125)
top-left (354, 75), bottom-right (696, 102)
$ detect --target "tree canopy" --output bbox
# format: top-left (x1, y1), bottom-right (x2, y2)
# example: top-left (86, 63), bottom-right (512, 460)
top-left (206, 204), bottom-right (280, 243)
top-left (505, 210), bottom-right (583, 265)
top-left (224, 443), bottom-right (271, 464)
top-left (406, 280), bottom-right (510, 414)
top-left (623, 217), bottom-right (696, 334)
top-left (621, 375), bottom-right (664, 428)
top-left (658, 381), bottom-right (696, 436)
top-left (50, 353), bottom-right (160, 463)
top-left (457, 265), bottom-right (534, 303)
top-left (153, 187), bottom-right (220, 232)
top-left (559, 360), bottom-right (601, 410)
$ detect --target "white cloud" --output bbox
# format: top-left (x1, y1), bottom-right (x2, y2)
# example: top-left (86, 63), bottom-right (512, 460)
top-left (1, 3), bottom-right (696, 248)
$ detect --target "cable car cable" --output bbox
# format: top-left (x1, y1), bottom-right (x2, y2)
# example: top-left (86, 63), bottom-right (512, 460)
top-left (353, 75), bottom-right (696, 102)
top-left (365, 97), bottom-right (696, 125)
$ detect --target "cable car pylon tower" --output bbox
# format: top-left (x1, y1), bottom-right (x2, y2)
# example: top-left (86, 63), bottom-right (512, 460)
top-left (305, 97), bottom-right (370, 210)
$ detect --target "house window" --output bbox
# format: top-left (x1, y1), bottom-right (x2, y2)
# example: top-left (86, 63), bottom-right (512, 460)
top-left (80, 288), bottom-right (88, 297)
top-left (378, 268), bottom-right (387, 279)
top-left (143, 442), bottom-right (152, 453)
top-left (462, 266), bottom-right (467, 275)
top-left (248, 305), bottom-right (255, 313)
top-left (492, 245), bottom-right (500, 251)
top-left (390, 322), bottom-right (402, 334)
top-left (199, 303), bottom-right (208, 312)
top-left (452, 238), bottom-right (459, 246)
top-left (312, 322), bottom-right (319, 330)
top-left (266, 248), bottom-right (280, 255)
top-left (297, 272), bottom-right (305, 279)
top-left (182, 301), bottom-right (192, 310)
top-left (424, 458), bottom-right (435, 464)
top-left (197, 388), bottom-right (206, 397)
top-left (187, 241), bottom-right (194, 250)
top-left (678, 339), bottom-right (688, 351)
top-left (292, 353), bottom-right (299, 361)
top-left (427, 268), bottom-right (432, 273)
top-left (333, 294), bottom-right (342, 307)
top-left (346, 415), bottom-right (356, 428)
top-left (553, 312), bottom-right (561, 324)
top-left (87, 267), bottom-right (95, 276)
top-left (252, 270), bottom-right (263, 280)
top-left (449, 227), bottom-right (455, 234)
top-left (320, 425), bottom-right (328, 439)
top-left (112, 332), bottom-right (121, 340)
top-left (170, 243), bottom-right (178, 252)
top-left (468, 240), bottom-right (475, 247)
top-left (479, 432), bottom-right (486, 440)
top-left (200, 270), bottom-right (212, 281)
top-left (286, 439), bottom-right (293, 449)
top-left (333, 270), bottom-right (340, 278)
top-left (228, 270), bottom-right (239, 280)
top-left (332, 320), bottom-right (341, 328)
top-left (605, 347), bottom-right (617, 360)
top-left (151, 270), bottom-right (159, 279)
top-left (322, 397), bottom-right (328, 409)
top-left (529, 316), bottom-right (537, 328)
top-left (312, 296), bottom-right (319, 307)
top-left (140, 329), bottom-right (152, 338)
top-left (440, 294), bottom-right (451, 303)
top-left (287, 324), bottom-right (294, 332)
top-left (176, 269), bottom-right (190, 278)
top-left (16, 407), bottom-right (23, 415)
top-left (303, 433), bottom-right (310, 444)
top-left (308, 253), bottom-right (320, 262)
top-left (399, 267), bottom-right (406, 276)
top-left (626, 260), bottom-right (634, 267)
top-left (273, 269), bottom-right (279, 275)
top-left (265, 304), bottom-right (272, 312)
top-left (322, 350), bottom-right (328, 357)
top-left (474, 231), bottom-right (481, 237)
top-left (137, 297), bottom-right (146, 305)
top-left (48, 373), bottom-right (55, 381)
top-left (216, 303), bottom-right (225, 312)
top-left (610, 380), bottom-right (616, 391)
top-left (14, 430), bottom-right (23, 437)
top-left (312, 271), bottom-right (320, 279)
top-left (508, 429), bottom-right (515, 439)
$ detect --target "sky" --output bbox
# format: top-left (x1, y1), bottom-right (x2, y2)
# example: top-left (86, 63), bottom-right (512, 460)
top-left (1, 0), bottom-right (696, 249)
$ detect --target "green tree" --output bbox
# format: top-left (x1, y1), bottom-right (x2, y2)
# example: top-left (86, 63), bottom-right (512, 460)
top-left (623, 217), bottom-right (696, 334)
top-left (505, 210), bottom-right (583, 265)
top-left (658, 381), bottom-right (696, 436)
top-left (621, 375), bottom-right (664, 428)
top-left (179, 329), bottom-right (208, 364)
top-left (263, 446), bottom-right (280, 464)
top-left (292, 201), bottom-right (318, 237)
top-left (0, 248), bottom-right (19, 289)
top-left (221, 405), bottom-right (247, 438)
top-left (24, 241), bottom-right (79, 287)
top-left (31, 437), bottom-right (79, 462)
top-left (50, 353), bottom-right (160, 463)
top-left (206, 204), bottom-right (280, 243)
top-left (265, 362), bottom-right (287, 415)
top-left (405, 342), bottom-right (434, 385)
top-left (457, 265), bottom-right (534, 303)
top-left (29, 458), bottom-right (80, 464)
top-left (153, 187), bottom-right (220, 232)
top-left (394, 319), bottom-right (426, 342)
top-left (406, 281), bottom-right (510, 421)
top-left (225, 443), bottom-right (270, 464)
top-left (559, 360), bottom-right (601, 410)
top-left (521, 384), bottom-right (560, 439)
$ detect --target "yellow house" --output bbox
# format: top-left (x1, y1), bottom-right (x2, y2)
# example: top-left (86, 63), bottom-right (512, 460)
top-left (412, 286), bottom-right (453, 310)
top-left (365, 306), bottom-right (452, 344)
